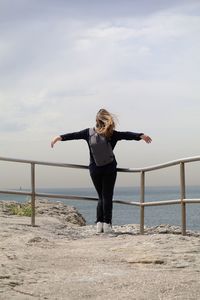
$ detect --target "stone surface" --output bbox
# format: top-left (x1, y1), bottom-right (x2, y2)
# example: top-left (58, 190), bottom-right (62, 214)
top-left (0, 198), bottom-right (86, 226)
top-left (0, 200), bottom-right (200, 300)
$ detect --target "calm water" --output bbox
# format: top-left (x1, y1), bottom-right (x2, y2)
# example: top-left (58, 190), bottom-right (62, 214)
top-left (1, 186), bottom-right (200, 231)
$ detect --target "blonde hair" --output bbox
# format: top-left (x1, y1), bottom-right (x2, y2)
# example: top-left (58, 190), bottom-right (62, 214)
top-left (95, 108), bottom-right (116, 138)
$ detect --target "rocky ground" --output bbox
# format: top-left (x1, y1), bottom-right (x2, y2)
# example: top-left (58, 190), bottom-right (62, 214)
top-left (0, 199), bottom-right (200, 300)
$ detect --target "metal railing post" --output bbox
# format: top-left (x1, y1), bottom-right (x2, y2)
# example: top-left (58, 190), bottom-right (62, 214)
top-left (31, 163), bottom-right (36, 226)
top-left (140, 171), bottom-right (145, 234)
top-left (180, 162), bottom-right (186, 235)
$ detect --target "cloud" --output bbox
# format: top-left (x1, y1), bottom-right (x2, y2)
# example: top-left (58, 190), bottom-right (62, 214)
top-left (1, 0), bottom-right (199, 24)
top-left (1, 1), bottom-right (199, 80)
top-left (0, 1), bottom-right (199, 143)
top-left (0, 119), bottom-right (26, 133)
top-left (0, 0), bottom-right (200, 187)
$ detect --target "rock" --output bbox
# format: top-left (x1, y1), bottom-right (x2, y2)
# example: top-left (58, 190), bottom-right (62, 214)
top-left (28, 237), bottom-right (49, 243)
top-left (126, 258), bottom-right (165, 265)
top-left (1, 209), bottom-right (200, 300)
top-left (0, 199), bottom-right (86, 226)
top-left (35, 199), bottom-right (86, 226)
top-left (0, 275), bottom-right (10, 279)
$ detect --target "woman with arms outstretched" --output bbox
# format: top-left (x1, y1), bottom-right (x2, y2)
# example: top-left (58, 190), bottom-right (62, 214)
top-left (51, 109), bottom-right (152, 233)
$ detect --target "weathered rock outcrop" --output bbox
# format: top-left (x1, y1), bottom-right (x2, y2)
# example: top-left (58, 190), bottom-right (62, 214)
top-left (35, 199), bottom-right (86, 226)
top-left (0, 199), bottom-right (86, 226)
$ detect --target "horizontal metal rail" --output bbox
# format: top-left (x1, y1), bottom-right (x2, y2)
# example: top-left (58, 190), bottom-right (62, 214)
top-left (0, 156), bottom-right (200, 235)
top-left (0, 188), bottom-right (141, 206)
top-left (1, 155), bottom-right (200, 172)
top-left (0, 156), bottom-right (130, 172)
top-left (2, 188), bottom-right (200, 206)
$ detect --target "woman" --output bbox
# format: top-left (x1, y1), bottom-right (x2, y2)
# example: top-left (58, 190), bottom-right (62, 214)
top-left (51, 108), bottom-right (152, 233)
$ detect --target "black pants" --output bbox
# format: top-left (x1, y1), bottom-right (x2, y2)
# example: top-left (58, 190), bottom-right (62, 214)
top-left (90, 171), bottom-right (117, 224)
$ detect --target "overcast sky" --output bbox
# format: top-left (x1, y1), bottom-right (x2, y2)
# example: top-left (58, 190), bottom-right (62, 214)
top-left (0, 0), bottom-right (200, 188)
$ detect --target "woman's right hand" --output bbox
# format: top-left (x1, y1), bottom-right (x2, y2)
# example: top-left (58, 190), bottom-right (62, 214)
top-left (141, 134), bottom-right (152, 144)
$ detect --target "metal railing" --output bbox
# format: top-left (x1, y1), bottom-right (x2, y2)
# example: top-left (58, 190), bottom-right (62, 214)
top-left (0, 156), bottom-right (200, 235)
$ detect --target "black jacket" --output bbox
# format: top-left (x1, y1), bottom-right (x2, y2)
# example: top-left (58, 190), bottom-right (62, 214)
top-left (60, 128), bottom-right (143, 174)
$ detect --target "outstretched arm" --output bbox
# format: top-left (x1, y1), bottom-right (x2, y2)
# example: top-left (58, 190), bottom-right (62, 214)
top-left (51, 136), bottom-right (62, 148)
top-left (140, 134), bottom-right (152, 144)
top-left (51, 128), bottom-right (88, 148)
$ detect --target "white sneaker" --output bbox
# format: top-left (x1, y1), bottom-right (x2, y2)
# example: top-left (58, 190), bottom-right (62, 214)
top-left (96, 222), bottom-right (103, 233)
top-left (103, 223), bottom-right (112, 233)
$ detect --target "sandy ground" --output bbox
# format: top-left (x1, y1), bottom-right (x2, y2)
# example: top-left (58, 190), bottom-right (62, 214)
top-left (1, 206), bottom-right (200, 299)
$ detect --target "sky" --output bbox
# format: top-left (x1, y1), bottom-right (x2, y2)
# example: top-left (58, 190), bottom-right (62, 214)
top-left (0, 0), bottom-right (200, 189)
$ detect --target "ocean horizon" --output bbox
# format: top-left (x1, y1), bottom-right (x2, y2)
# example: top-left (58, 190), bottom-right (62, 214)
top-left (1, 185), bottom-right (200, 231)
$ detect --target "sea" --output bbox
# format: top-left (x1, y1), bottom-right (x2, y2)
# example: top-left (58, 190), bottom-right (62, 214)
top-left (1, 186), bottom-right (200, 231)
